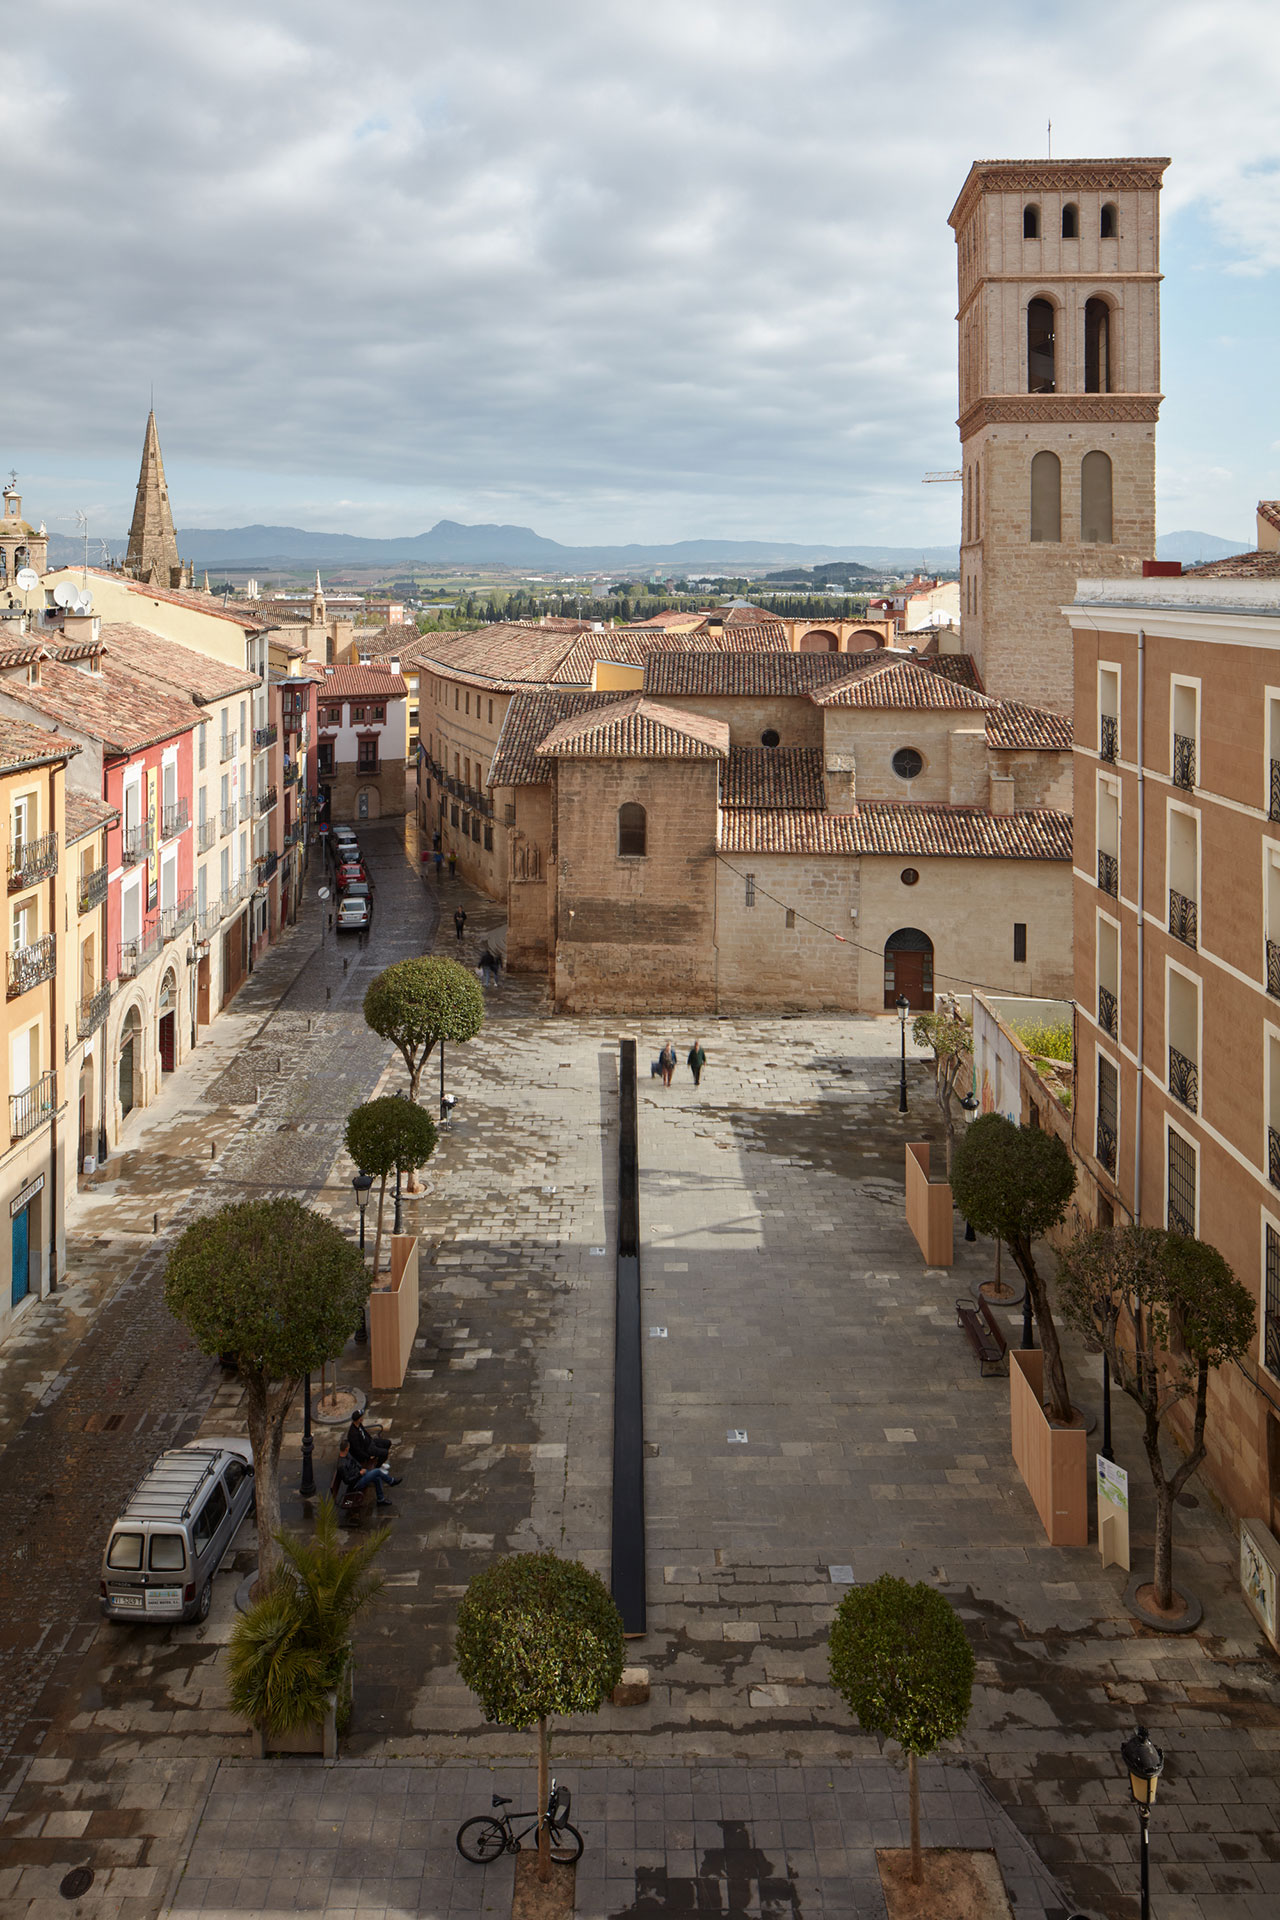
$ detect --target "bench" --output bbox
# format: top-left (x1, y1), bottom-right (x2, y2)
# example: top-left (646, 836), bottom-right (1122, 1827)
top-left (956, 1293), bottom-right (1008, 1375)
top-left (329, 1465), bottom-right (372, 1520)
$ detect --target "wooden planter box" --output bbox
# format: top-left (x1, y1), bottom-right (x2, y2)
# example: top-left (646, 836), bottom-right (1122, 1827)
top-left (369, 1234), bottom-right (419, 1390)
top-left (253, 1692), bottom-right (338, 1760)
top-left (905, 1143), bottom-right (953, 1267)
top-left (1008, 1348), bottom-right (1087, 1546)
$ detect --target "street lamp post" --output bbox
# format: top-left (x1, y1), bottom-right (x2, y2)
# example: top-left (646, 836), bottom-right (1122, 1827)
top-left (299, 1371), bottom-right (315, 1498)
top-left (1121, 1726), bottom-right (1164, 1920)
top-left (393, 1162), bottom-right (404, 1237)
top-left (959, 1092), bottom-right (978, 1238)
top-left (896, 994), bottom-right (910, 1115)
top-left (1021, 1277), bottom-right (1035, 1349)
top-left (352, 1170), bottom-right (373, 1343)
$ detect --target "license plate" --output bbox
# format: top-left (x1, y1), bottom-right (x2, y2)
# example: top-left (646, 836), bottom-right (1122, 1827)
top-left (145, 1588), bottom-right (183, 1611)
top-left (110, 1593), bottom-right (143, 1610)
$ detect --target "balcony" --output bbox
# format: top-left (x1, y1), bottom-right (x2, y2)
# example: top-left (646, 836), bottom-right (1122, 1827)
top-left (197, 817), bottom-right (217, 853)
top-left (1171, 731), bottom-right (1196, 790)
top-left (1168, 887), bottom-right (1198, 948)
top-left (239, 795), bottom-right (251, 824)
top-left (198, 900), bottom-right (222, 940)
top-left (1270, 1125), bottom-right (1280, 1191)
top-left (10, 1069), bottom-right (56, 1142)
top-left (77, 863), bottom-right (108, 913)
top-left (7, 933), bottom-right (56, 999)
top-left (356, 757), bottom-right (381, 778)
top-left (1271, 758), bottom-right (1280, 824)
top-left (219, 733), bottom-right (236, 763)
top-left (78, 982), bottom-right (111, 1038)
top-left (1169, 1044), bottom-right (1199, 1113)
top-left (118, 927), bottom-right (163, 979)
top-left (255, 785), bottom-right (278, 817)
top-left (1099, 713), bottom-right (1118, 763)
top-left (284, 821), bottom-right (303, 848)
top-left (1098, 984), bottom-right (1118, 1037)
top-left (160, 890), bottom-right (196, 943)
top-left (1096, 1116), bottom-right (1117, 1176)
top-left (8, 830), bottom-right (59, 892)
top-left (257, 849), bottom-right (279, 886)
top-left (161, 797), bottom-right (190, 841)
top-left (220, 804), bottom-right (237, 837)
top-left (1268, 940), bottom-right (1280, 998)
top-left (1097, 849), bottom-right (1119, 897)
top-left (121, 821), bottom-right (153, 866)
top-left (254, 722), bottom-right (278, 751)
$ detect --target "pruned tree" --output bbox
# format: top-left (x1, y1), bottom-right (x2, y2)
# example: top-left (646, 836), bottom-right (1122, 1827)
top-left (1058, 1224), bottom-right (1255, 1613)
top-left (456, 1552), bottom-right (625, 1882)
top-left (163, 1199), bottom-right (368, 1585)
top-left (829, 1575), bottom-right (974, 1884)
top-left (912, 997), bottom-right (972, 1174)
top-left (363, 956), bottom-right (484, 1103)
top-left (344, 1097), bottom-right (438, 1279)
top-left (950, 1113), bottom-right (1077, 1422)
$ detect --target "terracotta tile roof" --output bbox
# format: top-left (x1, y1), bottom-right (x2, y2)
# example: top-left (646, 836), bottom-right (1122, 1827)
top-left (57, 568), bottom-right (268, 632)
top-left (351, 624), bottom-right (420, 660)
top-left (718, 802), bottom-right (1072, 860)
top-left (0, 657), bottom-right (197, 755)
top-left (985, 702), bottom-right (1073, 751)
top-left (1258, 501), bottom-right (1280, 535)
top-left (811, 658), bottom-right (993, 710)
top-left (548, 620), bottom-right (788, 684)
top-left (0, 714), bottom-right (81, 774)
top-left (721, 746), bottom-right (826, 810)
top-left (411, 624), bottom-right (591, 689)
top-left (267, 631), bottom-right (306, 659)
top-left (65, 790), bottom-right (119, 845)
top-left (645, 650), bottom-right (883, 698)
top-left (315, 664), bottom-right (408, 699)
top-left (0, 641), bottom-right (44, 670)
top-left (487, 691), bottom-right (632, 787)
top-left (95, 622), bottom-right (259, 703)
top-left (1182, 550), bottom-right (1280, 579)
top-left (535, 694), bottom-right (729, 761)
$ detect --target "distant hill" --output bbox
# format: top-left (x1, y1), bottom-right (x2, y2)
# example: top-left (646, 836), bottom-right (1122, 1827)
top-left (1155, 530), bottom-right (1249, 564)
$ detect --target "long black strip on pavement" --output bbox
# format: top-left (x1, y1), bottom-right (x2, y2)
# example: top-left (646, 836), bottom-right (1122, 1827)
top-left (611, 1036), bottom-right (646, 1635)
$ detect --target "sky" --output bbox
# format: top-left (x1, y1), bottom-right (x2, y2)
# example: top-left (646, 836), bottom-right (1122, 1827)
top-left (7, 0), bottom-right (1280, 550)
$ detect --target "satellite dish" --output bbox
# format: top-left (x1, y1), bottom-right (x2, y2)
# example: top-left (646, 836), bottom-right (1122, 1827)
top-left (75, 589), bottom-right (94, 613)
top-left (15, 567), bottom-right (38, 592)
top-left (53, 581), bottom-right (75, 607)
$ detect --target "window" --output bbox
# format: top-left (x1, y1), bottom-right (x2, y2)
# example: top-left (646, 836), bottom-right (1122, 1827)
top-left (1081, 450), bottom-right (1113, 544)
top-left (1098, 913), bottom-right (1120, 1035)
top-left (1013, 923), bottom-right (1027, 963)
top-left (1030, 450), bottom-right (1061, 543)
top-left (149, 1533), bottom-right (186, 1572)
top-left (1023, 204), bottom-right (1040, 239)
top-left (1167, 967), bottom-right (1199, 1111)
top-left (1099, 666), bottom-right (1120, 761)
top-left (892, 747), bottom-right (923, 780)
top-left (618, 803), bottom-right (646, 857)
top-left (488, 700), bottom-right (494, 724)
top-left (465, 692), bottom-right (470, 715)
top-left (1097, 774), bottom-right (1120, 895)
top-left (317, 742), bottom-right (334, 775)
top-left (1167, 1127), bottom-right (1196, 1236)
top-left (1097, 1055), bottom-right (1119, 1175)
top-left (1265, 1225), bottom-right (1280, 1377)
top-left (239, 700), bottom-right (247, 748)
top-left (1027, 298), bottom-right (1055, 393)
top-left (1061, 203), bottom-right (1078, 239)
top-left (107, 1532), bottom-right (144, 1571)
top-left (1171, 680), bottom-right (1198, 789)
top-left (760, 728), bottom-right (781, 749)
top-left (455, 687), bottom-right (459, 710)
top-left (198, 725), bottom-right (207, 772)
top-left (224, 1460), bottom-right (248, 1497)
top-left (1100, 202), bottom-right (1117, 239)
top-left (350, 705), bottom-right (366, 724)
top-left (373, 704), bottom-right (385, 723)
top-left (900, 868), bottom-right (919, 886)
top-left (357, 738), bottom-right (378, 773)
top-left (1084, 299), bottom-right (1112, 395)
top-left (192, 1485), bottom-right (228, 1553)
top-left (484, 824), bottom-right (493, 851)
top-left (785, 908), bottom-right (796, 929)
top-left (745, 874), bottom-right (756, 907)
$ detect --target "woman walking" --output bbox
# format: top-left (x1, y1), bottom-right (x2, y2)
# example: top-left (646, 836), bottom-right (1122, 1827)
top-left (658, 1040), bottom-right (677, 1087)
top-left (687, 1039), bottom-right (706, 1087)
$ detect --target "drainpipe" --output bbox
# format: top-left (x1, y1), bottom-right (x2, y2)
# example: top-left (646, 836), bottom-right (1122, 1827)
top-left (1133, 627), bottom-right (1146, 1224)
top-left (47, 763), bottom-right (59, 1290)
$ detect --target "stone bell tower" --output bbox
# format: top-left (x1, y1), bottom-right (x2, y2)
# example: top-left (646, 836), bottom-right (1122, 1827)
top-left (124, 409), bottom-right (192, 590)
top-left (948, 157), bottom-right (1169, 715)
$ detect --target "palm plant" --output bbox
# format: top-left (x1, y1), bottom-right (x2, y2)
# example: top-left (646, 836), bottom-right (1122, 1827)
top-left (228, 1497), bottom-right (389, 1736)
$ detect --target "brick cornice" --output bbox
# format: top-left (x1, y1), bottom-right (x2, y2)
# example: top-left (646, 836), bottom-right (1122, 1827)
top-left (949, 159), bottom-right (1170, 231)
top-left (958, 393), bottom-right (1163, 438)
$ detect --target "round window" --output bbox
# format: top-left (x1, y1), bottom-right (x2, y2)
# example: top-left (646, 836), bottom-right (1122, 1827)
top-left (900, 868), bottom-right (920, 887)
top-left (760, 728), bottom-right (781, 749)
top-left (892, 747), bottom-right (924, 780)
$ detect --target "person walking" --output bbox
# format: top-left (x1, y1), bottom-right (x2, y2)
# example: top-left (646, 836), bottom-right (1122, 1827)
top-left (658, 1040), bottom-right (677, 1087)
top-left (448, 851), bottom-right (457, 879)
top-left (433, 848), bottom-right (444, 879)
top-left (687, 1039), bottom-right (706, 1086)
top-left (478, 945), bottom-right (496, 987)
top-left (454, 907), bottom-right (467, 941)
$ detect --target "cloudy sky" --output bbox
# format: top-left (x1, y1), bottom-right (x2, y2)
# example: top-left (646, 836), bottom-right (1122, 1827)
top-left (9, 0), bottom-right (1279, 548)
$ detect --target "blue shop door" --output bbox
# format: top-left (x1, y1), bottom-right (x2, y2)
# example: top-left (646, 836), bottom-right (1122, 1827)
top-left (11, 1206), bottom-right (29, 1309)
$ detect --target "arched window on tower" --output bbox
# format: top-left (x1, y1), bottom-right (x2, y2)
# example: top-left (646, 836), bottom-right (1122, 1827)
top-left (1030, 451), bottom-right (1062, 543)
top-left (1100, 202), bottom-right (1118, 239)
top-left (1081, 451), bottom-right (1113, 544)
top-left (1023, 204), bottom-right (1040, 239)
top-left (1085, 296), bottom-right (1112, 393)
top-left (617, 802), bottom-right (647, 857)
top-left (1062, 203), bottom-right (1078, 239)
top-left (1027, 297), bottom-right (1056, 393)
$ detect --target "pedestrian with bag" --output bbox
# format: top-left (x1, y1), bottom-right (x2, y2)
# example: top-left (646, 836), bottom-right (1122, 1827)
top-left (658, 1040), bottom-right (677, 1087)
top-left (687, 1039), bottom-right (706, 1086)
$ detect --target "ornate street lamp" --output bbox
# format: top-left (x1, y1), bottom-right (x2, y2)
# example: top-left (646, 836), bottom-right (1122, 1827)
top-left (896, 994), bottom-right (910, 1114)
top-left (1121, 1726), bottom-right (1164, 1920)
top-left (959, 1092), bottom-right (978, 1239)
top-left (352, 1170), bottom-right (373, 1344)
top-left (299, 1371), bottom-right (315, 1499)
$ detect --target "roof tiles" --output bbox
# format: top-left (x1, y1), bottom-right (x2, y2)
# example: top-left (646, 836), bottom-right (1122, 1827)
top-left (718, 802), bottom-right (1071, 861)
top-left (721, 746), bottom-right (826, 810)
top-left (315, 664), bottom-right (409, 699)
top-left (487, 690), bottom-right (632, 787)
top-left (0, 714), bottom-right (81, 774)
top-left (535, 694), bottom-right (728, 761)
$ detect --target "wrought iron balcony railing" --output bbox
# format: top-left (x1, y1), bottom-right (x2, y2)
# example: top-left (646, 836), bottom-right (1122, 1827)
top-left (78, 982), bottom-right (110, 1038)
top-left (1096, 1116), bottom-right (1117, 1176)
top-left (255, 785), bottom-right (278, 817)
top-left (1169, 1044), bottom-right (1199, 1113)
top-left (1168, 1194), bottom-right (1195, 1238)
top-left (220, 733), bottom-right (236, 763)
top-left (8, 830), bottom-right (59, 892)
top-left (121, 822), bottom-right (153, 865)
top-left (1168, 887), bottom-right (1198, 948)
top-left (77, 863), bottom-right (108, 913)
top-left (1271, 758), bottom-right (1280, 824)
top-left (254, 723), bottom-right (278, 750)
top-left (257, 849), bottom-right (279, 885)
top-left (197, 817), bottom-right (217, 853)
top-left (1267, 939), bottom-right (1280, 999)
top-left (1172, 731), bottom-right (1196, 790)
top-left (7, 933), bottom-right (55, 999)
top-left (1269, 1125), bottom-right (1280, 1192)
top-left (198, 901), bottom-right (222, 940)
top-left (239, 795), bottom-right (251, 824)
top-left (1097, 849), bottom-right (1119, 897)
top-left (118, 927), bottom-right (163, 979)
top-left (10, 1069), bottom-right (56, 1141)
top-left (1099, 713), bottom-right (1118, 763)
top-left (160, 891), bottom-right (196, 943)
top-left (1098, 984), bottom-right (1118, 1037)
top-left (161, 797), bottom-right (189, 841)
top-left (220, 804), bottom-right (237, 837)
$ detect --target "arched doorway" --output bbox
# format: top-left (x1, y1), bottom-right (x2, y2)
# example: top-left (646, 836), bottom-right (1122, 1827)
top-left (884, 927), bottom-right (934, 1010)
top-left (158, 972), bottom-right (177, 1074)
top-left (798, 629), bottom-right (838, 653)
top-left (118, 1005), bottom-right (141, 1118)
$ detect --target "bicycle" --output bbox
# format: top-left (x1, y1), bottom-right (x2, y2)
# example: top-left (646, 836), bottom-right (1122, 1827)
top-left (456, 1779), bottom-right (584, 1864)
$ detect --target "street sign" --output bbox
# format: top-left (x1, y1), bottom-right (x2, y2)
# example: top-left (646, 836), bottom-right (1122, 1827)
top-left (1097, 1455), bottom-right (1130, 1570)
top-left (317, 886), bottom-right (330, 901)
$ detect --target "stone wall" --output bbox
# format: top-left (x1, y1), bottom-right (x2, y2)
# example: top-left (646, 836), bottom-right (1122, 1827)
top-left (646, 693), bottom-right (822, 752)
top-left (859, 853), bottom-right (1074, 1010)
top-left (715, 856), bottom-right (862, 1011)
top-left (327, 761), bottom-right (406, 821)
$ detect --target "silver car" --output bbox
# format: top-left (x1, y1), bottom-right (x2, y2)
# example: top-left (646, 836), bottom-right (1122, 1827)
top-left (99, 1440), bottom-right (255, 1624)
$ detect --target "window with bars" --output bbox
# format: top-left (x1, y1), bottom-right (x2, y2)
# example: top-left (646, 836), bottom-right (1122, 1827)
top-left (1096, 1056), bottom-right (1118, 1175)
top-left (1167, 1129), bottom-right (1196, 1237)
top-left (1265, 1225), bottom-right (1280, 1379)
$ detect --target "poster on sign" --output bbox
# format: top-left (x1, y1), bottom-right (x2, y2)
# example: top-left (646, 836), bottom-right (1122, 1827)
top-left (1097, 1456), bottom-right (1130, 1571)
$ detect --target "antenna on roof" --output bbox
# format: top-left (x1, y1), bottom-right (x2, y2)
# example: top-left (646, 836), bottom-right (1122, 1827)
top-left (1047, 118), bottom-right (1052, 159)
top-left (76, 509), bottom-right (89, 586)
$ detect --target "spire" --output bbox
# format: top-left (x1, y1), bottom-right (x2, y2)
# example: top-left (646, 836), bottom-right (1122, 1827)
top-left (202, 570), bottom-right (211, 593)
top-left (311, 568), bottom-right (326, 623)
top-left (124, 409), bottom-right (184, 589)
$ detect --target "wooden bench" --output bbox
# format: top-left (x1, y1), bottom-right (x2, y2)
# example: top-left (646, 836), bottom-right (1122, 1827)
top-left (329, 1465), bottom-right (372, 1521)
top-left (956, 1293), bottom-right (1008, 1375)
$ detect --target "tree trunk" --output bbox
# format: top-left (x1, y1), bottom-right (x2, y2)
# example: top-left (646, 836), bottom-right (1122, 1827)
top-left (243, 1375), bottom-right (294, 1590)
top-left (537, 1714), bottom-right (551, 1884)
top-left (1011, 1238), bottom-right (1072, 1423)
top-left (1144, 1362), bottom-right (1209, 1613)
top-left (908, 1750), bottom-right (922, 1884)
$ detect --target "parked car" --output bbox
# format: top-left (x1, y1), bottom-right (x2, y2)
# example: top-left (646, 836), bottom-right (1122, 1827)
top-left (336, 893), bottom-right (372, 934)
top-left (335, 862), bottom-right (370, 891)
top-left (100, 1440), bottom-right (254, 1624)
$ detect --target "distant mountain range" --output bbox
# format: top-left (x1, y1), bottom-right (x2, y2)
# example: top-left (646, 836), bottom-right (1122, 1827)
top-left (45, 518), bottom-right (1249, 573)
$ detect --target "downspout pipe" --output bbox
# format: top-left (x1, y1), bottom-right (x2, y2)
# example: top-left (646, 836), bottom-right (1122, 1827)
top-left (1134, 627), bottom-right (1146, 1224)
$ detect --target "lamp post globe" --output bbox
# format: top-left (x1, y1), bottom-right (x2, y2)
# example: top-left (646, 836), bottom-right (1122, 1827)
top-left (1120, 1726), bottom-right (1164, 1920)
top-left (896, 993), bottom-right (910, 1115)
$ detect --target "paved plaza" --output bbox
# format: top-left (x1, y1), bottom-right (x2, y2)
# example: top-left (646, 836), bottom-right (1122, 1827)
top-left (1, 823), bottom-right (1279, 1918)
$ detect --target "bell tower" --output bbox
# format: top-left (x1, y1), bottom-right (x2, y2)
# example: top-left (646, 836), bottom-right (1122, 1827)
top-left (948, 157), bottom-right (1169, 715)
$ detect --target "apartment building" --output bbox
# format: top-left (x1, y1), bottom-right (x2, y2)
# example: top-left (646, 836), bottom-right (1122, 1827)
top-left (313, 664), bottom-right (408, 821)
top-left (64, 789), bottom-right (117, 1179)
top-left (1070, 549), bottom-right (1280, 1528)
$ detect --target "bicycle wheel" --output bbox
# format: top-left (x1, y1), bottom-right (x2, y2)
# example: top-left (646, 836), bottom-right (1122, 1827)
top-left (549, 1822), bottom-right (584, 1865)
top-left (456, 1817), bottom-right (508, 1863)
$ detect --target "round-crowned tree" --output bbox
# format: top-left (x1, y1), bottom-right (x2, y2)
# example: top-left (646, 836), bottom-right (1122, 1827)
top-left (829, 1575), bottom-right (975, 1885)
top-left (163, 1199), bottom-right (368, 1585)
top-left (344, 1097), bottom-right (438, 1280)
top-left (363, 956), bottom-right (484, 1102)
top-left (456, 1552), bottom-right (625, 1881)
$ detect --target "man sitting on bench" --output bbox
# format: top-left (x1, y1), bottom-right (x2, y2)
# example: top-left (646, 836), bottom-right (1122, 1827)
top-left (335, 1436), bottom-right (400, 1508)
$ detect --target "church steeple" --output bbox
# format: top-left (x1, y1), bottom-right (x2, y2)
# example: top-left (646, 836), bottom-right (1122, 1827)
top-left (311, 569), bottom-right (326, 623)
top-left (124, 410), bottom-right (191, 590)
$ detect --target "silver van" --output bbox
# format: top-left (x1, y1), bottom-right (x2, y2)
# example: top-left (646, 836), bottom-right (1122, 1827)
top-left (99, 1440), bottom-right (254, 1623)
